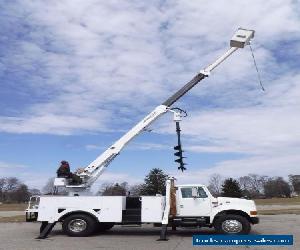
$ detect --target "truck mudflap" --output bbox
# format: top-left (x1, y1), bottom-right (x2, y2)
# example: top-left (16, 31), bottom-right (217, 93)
top-left (26, 211), bottom-right (38, 222)
top-left (250, 217), bottom-right (259, 224)
top-left (37, 222), bottom-right (56, 239)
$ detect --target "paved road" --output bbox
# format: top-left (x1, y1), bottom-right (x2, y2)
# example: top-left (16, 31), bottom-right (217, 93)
top-left (0, 215), bottom-right (298, 250)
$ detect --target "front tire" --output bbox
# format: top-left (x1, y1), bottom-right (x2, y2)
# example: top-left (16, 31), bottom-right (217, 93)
top-left (62, 214), bottom-right (97, 237)
top-left (214, 214), bottom-right (251, 234)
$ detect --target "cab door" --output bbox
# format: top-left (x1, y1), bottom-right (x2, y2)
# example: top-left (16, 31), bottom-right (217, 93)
top-left (177, 186), bottom-right (212, 216)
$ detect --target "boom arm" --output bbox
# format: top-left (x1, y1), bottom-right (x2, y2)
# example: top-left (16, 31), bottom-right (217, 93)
top-left (71, 28), bottom-right (255, 189)
top-left (81, 104), bottom-right (169, 187)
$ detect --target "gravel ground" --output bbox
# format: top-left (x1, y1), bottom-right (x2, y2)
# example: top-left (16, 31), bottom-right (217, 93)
top-left (0, 215), bottom-right (299, 250)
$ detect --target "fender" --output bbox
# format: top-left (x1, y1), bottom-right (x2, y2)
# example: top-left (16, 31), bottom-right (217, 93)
top-left (56, 209), bottom-right (100, 223)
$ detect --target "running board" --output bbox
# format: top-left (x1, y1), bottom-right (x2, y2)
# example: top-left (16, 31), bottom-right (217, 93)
top-left (121, 224), bottom-right (142, 227)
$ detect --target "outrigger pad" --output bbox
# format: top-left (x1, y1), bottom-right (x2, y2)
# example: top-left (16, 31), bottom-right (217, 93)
top-left (157, 225), bottom-right (169, 241)
top-left (36, 222), bottom-right (56, 239)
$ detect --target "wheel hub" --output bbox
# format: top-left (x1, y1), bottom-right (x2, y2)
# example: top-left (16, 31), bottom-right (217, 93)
top-left (68, 219), bottom-right (87, 233)
top-left (221, 219), bottom-right (242, 233)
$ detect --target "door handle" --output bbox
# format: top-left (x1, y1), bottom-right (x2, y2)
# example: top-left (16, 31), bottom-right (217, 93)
top-left (180, 205), bottom-right (184, 208)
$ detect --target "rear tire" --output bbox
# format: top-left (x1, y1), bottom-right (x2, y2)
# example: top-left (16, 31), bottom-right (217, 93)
top-left (214, 214), bottom-right (251, 234)
top-left (62, 214), bottom-right (97, 237)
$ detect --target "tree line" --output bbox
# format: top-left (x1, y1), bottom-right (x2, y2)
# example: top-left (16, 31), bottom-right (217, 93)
top-left (0, 177), bottom-right (40, 203)
top-left (97, 170), bottom-right (300, 199)
top-left (1, 170), bottom-right (299, 203)
top-left (208, 173), bottom-right (300, 198)
top-left (97, 171), bottom-right (300, 199)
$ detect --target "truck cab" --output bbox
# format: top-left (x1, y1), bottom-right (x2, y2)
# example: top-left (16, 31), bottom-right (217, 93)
top-left (173, 184), bottom-right (259, 234)
top-left (176, 184), bottom-right (213, 217)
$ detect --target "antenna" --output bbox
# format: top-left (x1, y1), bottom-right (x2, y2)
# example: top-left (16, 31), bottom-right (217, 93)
top-left (249, 44), bottom-right (265, 91)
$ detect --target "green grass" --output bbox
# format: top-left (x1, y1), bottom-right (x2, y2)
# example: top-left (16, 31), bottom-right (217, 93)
top-left (0, 215), bottom-right (25, 222)
top-left (0, 203), bottom-right (27, 211)
top-left (258, 209), bottom-right (300, 215)
top-left (254, 197), bottom-right (300, 215)
top-left (254, 197), bottom-right (300, 205)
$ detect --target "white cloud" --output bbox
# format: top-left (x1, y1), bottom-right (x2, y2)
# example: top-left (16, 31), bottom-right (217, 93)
top-left (1, 0), bottom-right (300, 184)
top-left (86, 142), bottom-right (169, 151)
top-left (1, 0), bottom-right (300, 135)
top-left (85, 144), bottom-right (104, 151)
top-left (0, 161), bottom-right (50, 189)
top-left (0, 160), bottom-right (143, 190)
top-left (0, 161), bottom-right (26, 170)
top-left (0, 112), bottom-right (111, 135)
top-left (173, 153), bottom-right (300, 186)
top-left (129, 142), bottom-right (169, 150)
top-left (183, 106), bottom-right (300, 155)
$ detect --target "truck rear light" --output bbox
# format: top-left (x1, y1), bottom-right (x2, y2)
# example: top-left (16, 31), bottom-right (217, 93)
top-left (250, 211), bottom-right (257, 215)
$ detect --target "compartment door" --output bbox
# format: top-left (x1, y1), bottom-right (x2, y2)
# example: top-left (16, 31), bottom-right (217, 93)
top-left (141, 196), bottom-right (163, 223)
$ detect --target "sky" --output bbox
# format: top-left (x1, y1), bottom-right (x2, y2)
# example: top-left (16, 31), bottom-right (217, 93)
top-left (0, 0), bottom-right (300, 190)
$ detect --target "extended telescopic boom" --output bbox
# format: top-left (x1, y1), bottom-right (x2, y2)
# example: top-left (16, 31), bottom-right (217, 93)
top-left (62, 28), bottom-right (254, 191)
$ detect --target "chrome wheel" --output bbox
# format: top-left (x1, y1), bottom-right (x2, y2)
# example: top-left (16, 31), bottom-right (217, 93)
top-left (68, 219), bottom-right (87, 233)
top-left (221, 219), bottom-right (243, 233)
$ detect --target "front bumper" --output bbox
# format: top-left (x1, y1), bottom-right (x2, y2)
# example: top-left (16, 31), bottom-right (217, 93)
top-left (250, 217), bottom-right (259, 224)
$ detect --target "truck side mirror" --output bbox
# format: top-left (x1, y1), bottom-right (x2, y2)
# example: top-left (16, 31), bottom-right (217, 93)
top-left (192, 187), bottom-right (199, 198)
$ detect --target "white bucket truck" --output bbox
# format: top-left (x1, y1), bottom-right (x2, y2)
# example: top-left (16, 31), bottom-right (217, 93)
top-left (26, 28), bottom-right (259, 239)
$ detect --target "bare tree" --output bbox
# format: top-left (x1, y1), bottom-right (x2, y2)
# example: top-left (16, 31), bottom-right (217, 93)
top-left (13, 184), bottom-right (30, 203)
top-left (0, 177), bottom-right (32, 203)
top-left (100, 183), bottom-right (127, 196)
top-left (5, 177), bottom-right (20, 191)
top-left (97, 182), bottom-right (113, 195)
top-left (248, 174), bottom-right (268, 193)
top-left (29, 188), bottom-right (41, 196)
top-left (239, 175), bottom-right (252, 190)
top-left (289, 175), bottom-right (300, 195)
top-left (119, 182), bottom-right (129, 192)
top-left (3, 177), bottom-right (21, 202)
top-left (42, 178), bottom-right (55, 194)
top-left (129, 184), bottom-right (145, 196)
top-left (207, 174), bottom-right (223, 196)
top-left (264, 177), bottom-right (291, 198)
top-left (0, 178), bottom-right (5, 201)
top-left (238, 174), bottom-right (268, 198)
top-left (0, 178), bottom-right (5, 190)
